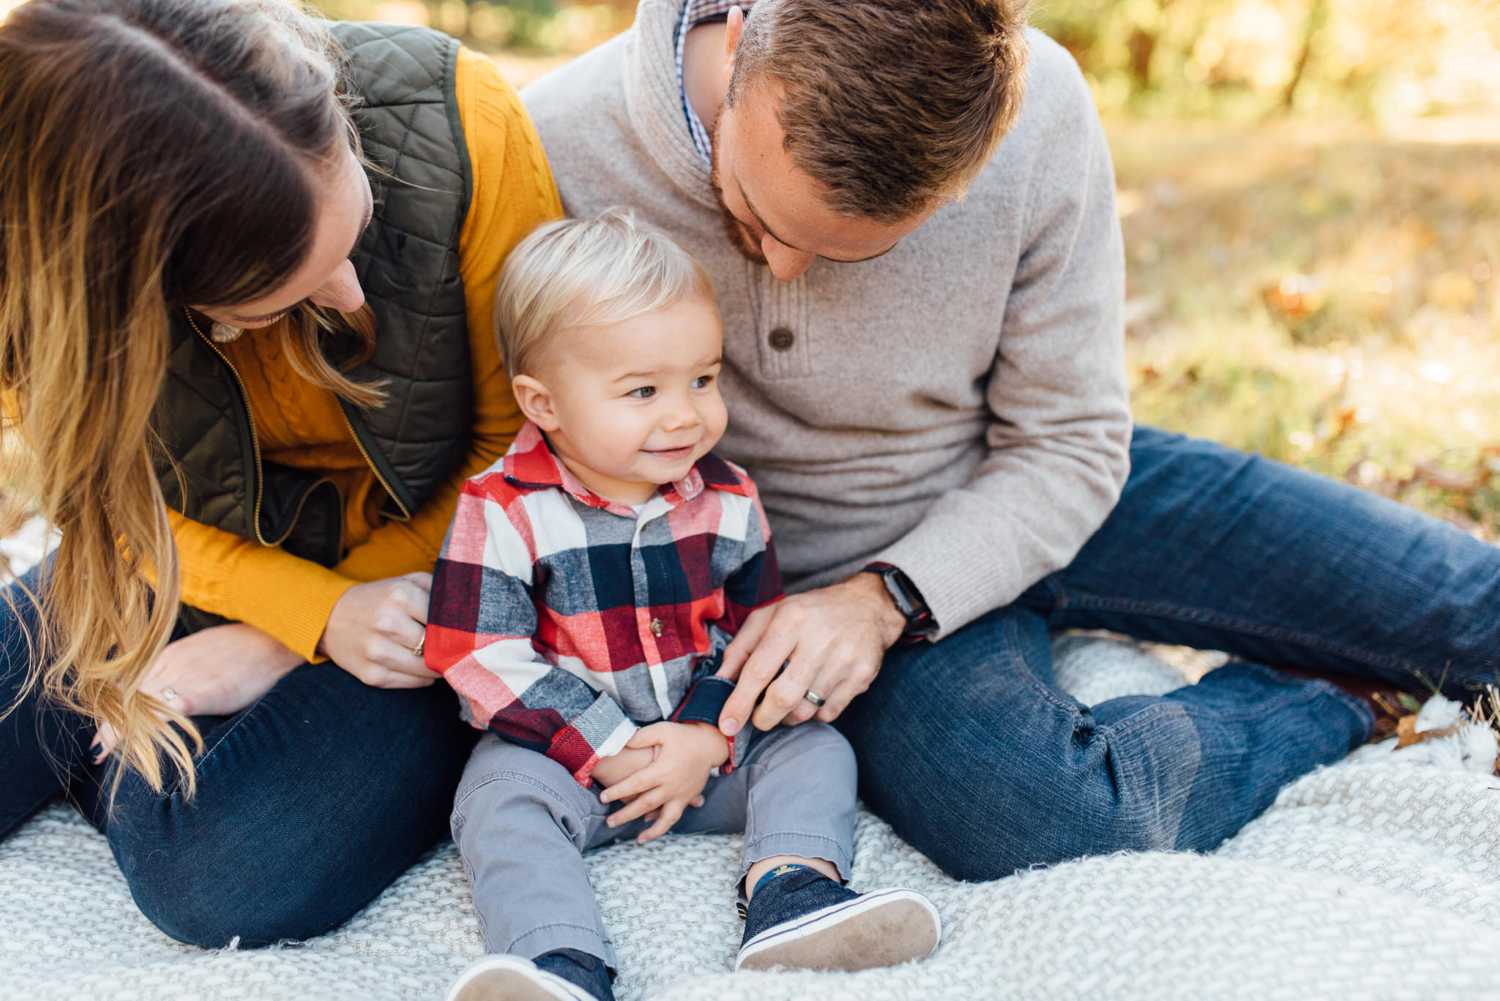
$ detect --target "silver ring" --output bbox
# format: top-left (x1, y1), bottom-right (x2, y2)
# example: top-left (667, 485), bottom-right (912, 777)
top-left (411, 634), bottom-right (426, 658)
top-left (803, 689), bottom-right (826, 708)
top-left (160, 687), bottom-right (179, 704)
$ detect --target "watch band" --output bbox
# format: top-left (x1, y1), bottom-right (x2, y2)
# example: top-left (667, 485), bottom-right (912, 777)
top-left (862, 562), bottom-right (935, 641)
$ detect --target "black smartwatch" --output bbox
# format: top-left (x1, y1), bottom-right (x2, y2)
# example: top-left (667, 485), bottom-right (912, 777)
top-left (862, 562), bottom-right (936, 642)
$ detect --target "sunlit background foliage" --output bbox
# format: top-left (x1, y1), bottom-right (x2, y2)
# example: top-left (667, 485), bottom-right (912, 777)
top-left (2, 0), bottom-right (1497, 537)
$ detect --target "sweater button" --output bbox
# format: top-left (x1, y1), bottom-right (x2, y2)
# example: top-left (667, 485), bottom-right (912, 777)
top-left (649, 617), bottom-right (663, 637)
top-left (768, 326), bottom-right (795, 351)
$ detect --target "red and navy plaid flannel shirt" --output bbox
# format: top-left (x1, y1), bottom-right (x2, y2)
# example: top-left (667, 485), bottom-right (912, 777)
top-left (425, 422), bottom-right (783, 786)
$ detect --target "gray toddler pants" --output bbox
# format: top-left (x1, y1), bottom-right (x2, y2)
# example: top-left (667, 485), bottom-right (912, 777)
top-left (450, 722), bottom-right (857, 967)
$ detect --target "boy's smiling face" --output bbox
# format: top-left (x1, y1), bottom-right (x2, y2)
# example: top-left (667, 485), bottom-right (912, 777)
top-left (513, 293), bottom-right (729, 506)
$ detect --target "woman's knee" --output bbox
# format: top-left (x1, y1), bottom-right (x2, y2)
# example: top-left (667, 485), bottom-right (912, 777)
top-left (108, 762), bottom-right (439, 948)
top-left (123, 849), bottom-right (352, 948)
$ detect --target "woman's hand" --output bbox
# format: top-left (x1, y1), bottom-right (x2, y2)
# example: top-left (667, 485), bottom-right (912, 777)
top-left (318, 572), bottom-right (440, 689)
top-left (599, 722), bottom-right (728, 843)
top-left (93, 622), bottom-right (303, 762)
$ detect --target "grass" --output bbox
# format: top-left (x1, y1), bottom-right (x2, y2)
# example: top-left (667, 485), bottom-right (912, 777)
top-left (1111, 116), bottom-right (1500, 540)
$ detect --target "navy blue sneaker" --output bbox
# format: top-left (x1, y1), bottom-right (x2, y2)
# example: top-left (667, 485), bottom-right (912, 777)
top-left (445, 953), bottom-right (610, 1001)
top-left (735, 865), bottom-right (941, 972)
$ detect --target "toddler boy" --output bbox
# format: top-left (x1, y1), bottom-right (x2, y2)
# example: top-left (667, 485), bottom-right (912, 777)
top-left (426, 210), bottom-right (941, 1001)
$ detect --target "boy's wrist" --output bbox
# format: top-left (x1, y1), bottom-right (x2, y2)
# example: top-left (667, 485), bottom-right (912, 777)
top-left (683, 720), bottom-right (731, 766)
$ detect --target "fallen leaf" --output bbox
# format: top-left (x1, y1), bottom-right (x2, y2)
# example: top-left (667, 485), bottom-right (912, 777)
top-left (1261, 274), bottom-right (1328, 323)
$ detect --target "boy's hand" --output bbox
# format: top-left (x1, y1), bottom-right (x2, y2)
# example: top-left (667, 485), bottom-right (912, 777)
top-left (600, 722), bottom-right (729, 843)
top-left (590, 745), bottom-right (655, 789)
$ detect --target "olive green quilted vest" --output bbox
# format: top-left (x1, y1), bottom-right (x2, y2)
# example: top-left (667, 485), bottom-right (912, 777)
top-left (152, 23), bottom-right (474, 625)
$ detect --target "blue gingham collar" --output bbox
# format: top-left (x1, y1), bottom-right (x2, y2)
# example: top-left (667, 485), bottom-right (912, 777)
top-left (674, 0), bottom-right (756, 165)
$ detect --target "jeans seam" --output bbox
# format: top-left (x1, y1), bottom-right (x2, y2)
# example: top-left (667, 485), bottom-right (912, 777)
top-left (1004, 611), bottom-right (1083, 716)
top-left (741, 833), bottom-right (851, 882)
top-left (743, 831), bottom-right (844, 852)
top-left (1099, 701), bottom-right (1181, 792)
top-left (513, 921), bottom-right (609, 936)
top-left (509, 922), bottom-right (612, 949)
top-left (1209, 661), bottom-right (1375, 725)
top-left (159, 692), bottom-right (274, 800)
top-left (1060, 591), bottom-right (1481, 680)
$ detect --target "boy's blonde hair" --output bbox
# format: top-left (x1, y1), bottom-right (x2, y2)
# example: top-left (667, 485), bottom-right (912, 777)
top-left (494, 208), bottom-right (715, 379)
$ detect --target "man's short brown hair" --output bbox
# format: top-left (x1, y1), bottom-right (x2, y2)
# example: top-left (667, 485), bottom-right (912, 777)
top-left (726, 0), bottom-right (1030, 223)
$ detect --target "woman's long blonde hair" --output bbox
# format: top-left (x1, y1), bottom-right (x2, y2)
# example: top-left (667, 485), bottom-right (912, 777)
top-left (0, 0), bottom-right (382, 799)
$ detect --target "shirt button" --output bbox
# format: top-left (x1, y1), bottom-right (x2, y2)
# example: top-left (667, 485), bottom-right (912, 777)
top-left (768, 326), bottom-right (795, 351)
top-left (649, 617), bottom-right (663, 637)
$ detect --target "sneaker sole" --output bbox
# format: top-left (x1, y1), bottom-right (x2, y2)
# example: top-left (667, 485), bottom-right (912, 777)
top-left (735, 888), bottom-right (942, 972)
top-left (446, 955), bottom-right (585, 1001)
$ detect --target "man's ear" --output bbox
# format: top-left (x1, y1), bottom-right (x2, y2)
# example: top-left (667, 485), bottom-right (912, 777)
top-left (723, 5), bottom-right (745, 87)
top-left (511, 374), bottom-right (561, 432)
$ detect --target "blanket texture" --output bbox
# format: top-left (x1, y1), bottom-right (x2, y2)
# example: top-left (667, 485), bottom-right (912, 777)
top-left (3, 627), bottom-right (1498, 1001)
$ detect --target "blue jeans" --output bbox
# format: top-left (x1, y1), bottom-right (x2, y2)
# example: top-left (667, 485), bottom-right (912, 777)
top-left (837, 426), bottom-right (1500, 881)
top-left (0, 565), bottom-right (479, 947)
top-left (3, 427), bottom-right (1495, 941)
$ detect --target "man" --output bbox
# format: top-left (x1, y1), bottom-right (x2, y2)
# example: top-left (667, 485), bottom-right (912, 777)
top-left (523, 0), bottom-right (1498, 880)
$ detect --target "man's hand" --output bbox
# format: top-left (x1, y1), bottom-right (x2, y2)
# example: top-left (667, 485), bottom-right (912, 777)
top-left (715, 573), bottom-right (905, 734)
top-left (599, 722), bottom-right (728, 843)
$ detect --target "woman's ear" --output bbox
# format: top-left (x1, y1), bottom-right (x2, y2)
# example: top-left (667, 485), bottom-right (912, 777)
top-left (511, 374), bottom-right (561, 431)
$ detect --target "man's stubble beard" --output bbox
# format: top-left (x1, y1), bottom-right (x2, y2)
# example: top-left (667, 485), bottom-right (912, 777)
top-left (709, 112), bottom-right (767, 265)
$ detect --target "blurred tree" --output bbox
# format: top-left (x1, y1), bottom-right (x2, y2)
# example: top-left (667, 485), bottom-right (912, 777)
top-left (308, 0), bottom-right (1499, 116)
top-left (1277, 0), bottom-right (1326, 113)
top-left (1031, 0), bottom-right (1500, 121)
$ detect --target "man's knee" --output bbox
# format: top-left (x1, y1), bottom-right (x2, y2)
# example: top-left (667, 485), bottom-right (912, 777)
top-left (860, 719), bottom-right (1188, 884)
top-left (915, 780), bottom-right (1180, 883)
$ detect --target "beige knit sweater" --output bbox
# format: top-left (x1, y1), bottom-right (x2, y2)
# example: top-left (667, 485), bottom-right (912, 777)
top-left (523, 0), bottom-right (1131, 638)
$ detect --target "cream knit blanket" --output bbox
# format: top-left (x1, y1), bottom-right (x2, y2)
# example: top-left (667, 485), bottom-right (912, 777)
top-left (3, 626), bottom-right (1497, 1001)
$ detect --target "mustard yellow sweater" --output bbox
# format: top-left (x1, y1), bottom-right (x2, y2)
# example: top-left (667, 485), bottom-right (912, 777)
top-left (168, 48), bottom-right (561, 661)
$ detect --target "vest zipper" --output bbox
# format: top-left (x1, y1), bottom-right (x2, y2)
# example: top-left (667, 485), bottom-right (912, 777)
top-left (190, 311), bottom-right (410, 539)
top-left (189, 316), bottom-right (341, 550)
top-left (266, 476), bottom-right (342, 550)
top-left (338, 405), bottom-right (412, 522)
top-left (190, 319), bottom-right (273, 547)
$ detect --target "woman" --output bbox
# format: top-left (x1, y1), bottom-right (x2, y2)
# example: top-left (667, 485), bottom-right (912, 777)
top-left (0, 0), bottom-right (560, 945)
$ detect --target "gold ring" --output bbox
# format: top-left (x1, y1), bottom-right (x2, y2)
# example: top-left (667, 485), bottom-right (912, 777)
top-left (411, 633), bottom-right (426, 658)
